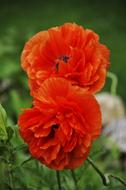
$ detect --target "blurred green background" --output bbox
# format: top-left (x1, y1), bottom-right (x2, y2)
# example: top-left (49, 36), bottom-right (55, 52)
top-left (0, 0), bottom-right (126, 189)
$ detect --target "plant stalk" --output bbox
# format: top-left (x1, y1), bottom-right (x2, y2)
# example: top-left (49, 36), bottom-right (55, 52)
top-left (56, 171), bottom-right (62, 190)
top-left (107, 71), bottom-right (118, 95)
top-left (71, 170), bottom-right (77, 189)
top-left (87, 157), bottom-right (126, 187)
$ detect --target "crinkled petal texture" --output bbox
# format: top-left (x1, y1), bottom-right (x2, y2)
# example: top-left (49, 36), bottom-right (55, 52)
top-left (18, 78), bottom-right (102, 170)
top-left (21, 23), bottom-right (110, 95)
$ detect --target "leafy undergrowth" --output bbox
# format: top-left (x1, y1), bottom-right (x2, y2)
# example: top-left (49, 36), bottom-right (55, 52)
top-left (0, 112), bottom-right (126, 190)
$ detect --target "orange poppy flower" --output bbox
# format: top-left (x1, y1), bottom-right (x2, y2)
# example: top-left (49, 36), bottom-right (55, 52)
top-left (21, 23), bottom-right (110, 95)
top-left (18, 77), bottom-right (101, 170)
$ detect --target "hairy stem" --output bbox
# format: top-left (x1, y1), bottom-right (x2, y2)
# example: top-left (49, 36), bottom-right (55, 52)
top-left (8, 165), bottom-right (14, 189)
top-left (56, 171), bottom-right (62, 190)
top-left (87, 157), bottom-right (126, 187)
top-left (87, 157), bottom-right (110, 186)
top-left (107, 71), bottom-right (118, 95)
top-left (71, 170), bottom-right (77, 190)
top-left (20, 157), bottom-right (33, 167)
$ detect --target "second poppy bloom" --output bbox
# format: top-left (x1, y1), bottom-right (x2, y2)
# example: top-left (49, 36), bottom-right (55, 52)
top-left (21, 23), bottom-right (110, 95)
top-left (18, 78), bottom-right (101, 170)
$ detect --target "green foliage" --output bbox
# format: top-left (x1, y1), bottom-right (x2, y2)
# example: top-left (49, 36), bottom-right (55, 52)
top-left (0, 120), bottom-right (126, 190)
top-left (0, 0), bottom-right (126, 189)
top-left (0, 104), bottom-right (8, 140)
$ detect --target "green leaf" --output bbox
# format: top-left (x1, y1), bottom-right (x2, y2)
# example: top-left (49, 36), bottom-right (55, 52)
top-left (6, 126), bottom-right (14, 142)
top-left (0, 104), bottom-right (8, 140)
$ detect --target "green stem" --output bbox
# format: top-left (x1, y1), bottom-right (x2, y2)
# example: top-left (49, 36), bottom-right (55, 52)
top-left (87, 157), bottom-right (126, 187)
top-left (12, 157), bottom-right (33, 171)
top-left (106, 173), bottom-right (126, 186)
top-left (107, 71), bottom-right (118, 95)
top-left (20, 157), bottom-right (33, 167)
top-left (0, 162), bottom-right (6, 190)
top-left (56, 171), bottom-right (62, 190)
top-left (8, 165), bottom-right (14, 189)
top-left (8, 143), bottom-right (15, 189)
top-left (71, 170), bottom-right (77, 190)
top-left (87, 157), bottom-right (110, 186)
top-left (0, 156), bottom-right (9, 163)
top-left (13, 144), bottom-right (27, 152)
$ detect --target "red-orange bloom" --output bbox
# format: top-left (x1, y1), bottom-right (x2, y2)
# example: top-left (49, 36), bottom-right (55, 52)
top-left (18, 78), bottom-right (101, 170)
top-left (21, 23), bottom-right (110, 95)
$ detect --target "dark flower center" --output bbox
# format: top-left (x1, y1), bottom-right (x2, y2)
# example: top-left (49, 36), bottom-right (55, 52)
top-left (49, 124), bottom-right (59, 138)
top-left (56, 55), bottom-right (69, 71)
top-left (59, 55), bottom-right (69, 63)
